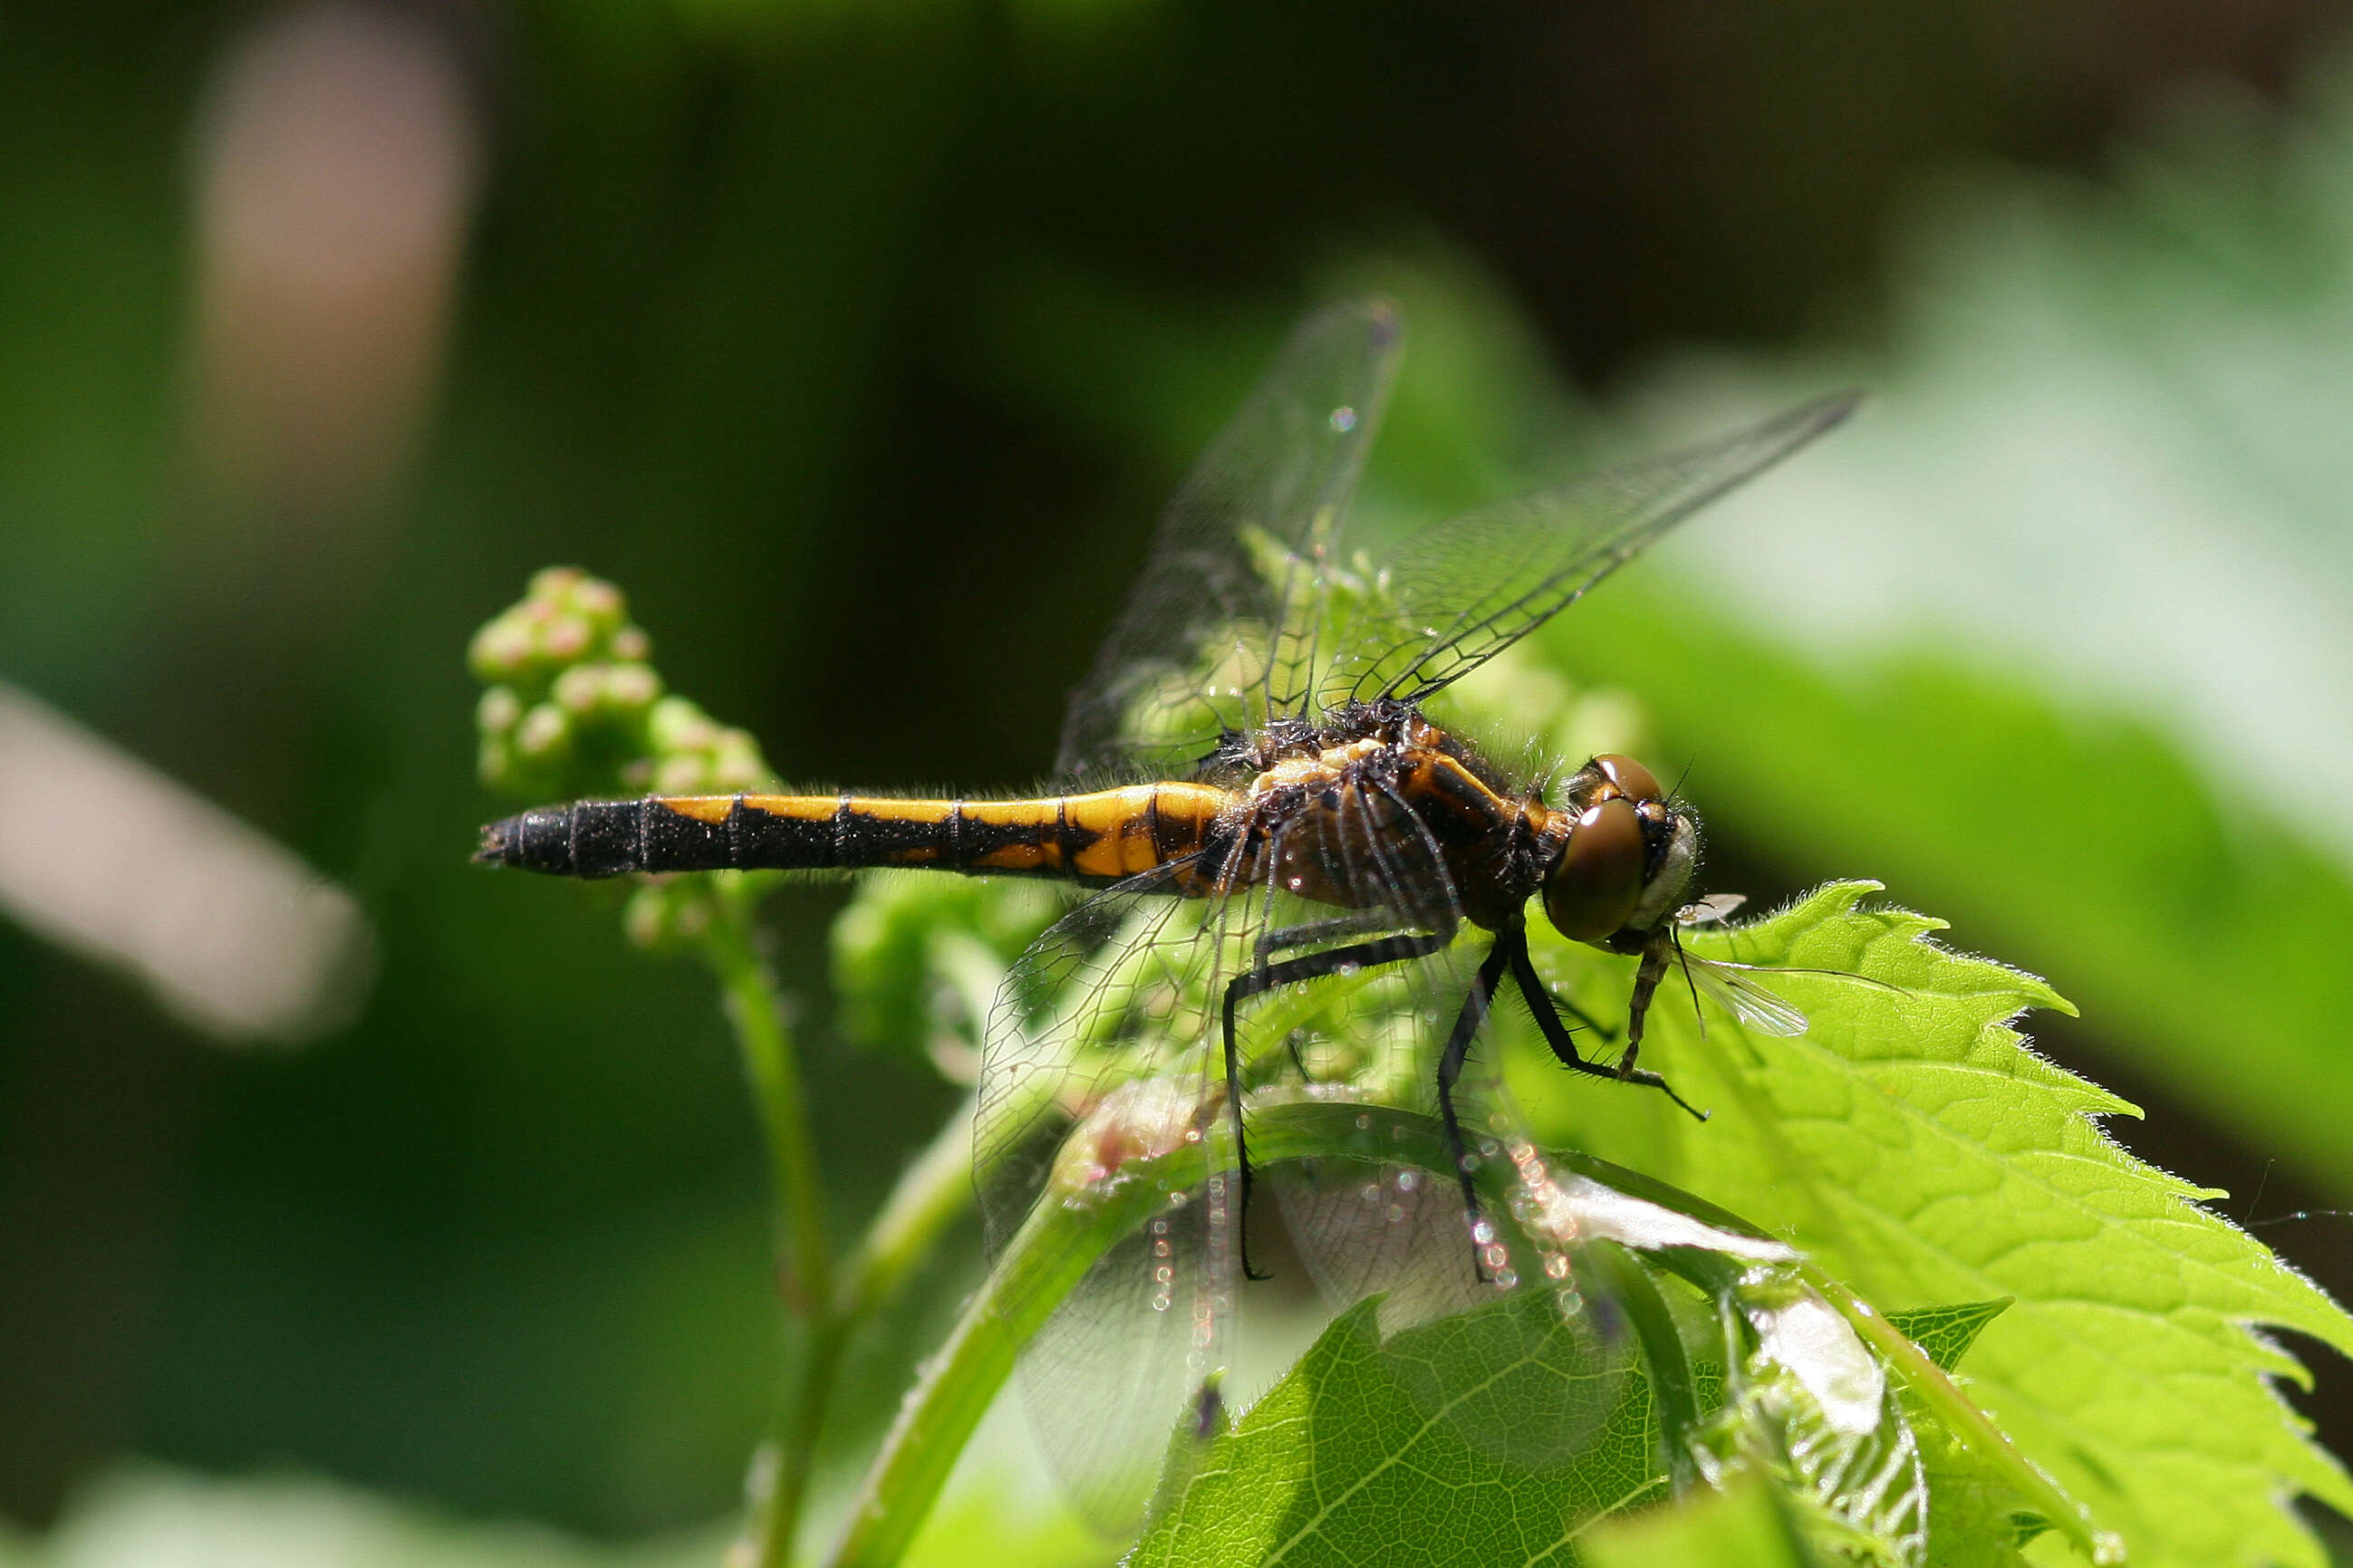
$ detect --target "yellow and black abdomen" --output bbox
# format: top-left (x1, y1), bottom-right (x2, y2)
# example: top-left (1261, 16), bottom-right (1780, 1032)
top-left (477, 784), bottom-right (1231, 888)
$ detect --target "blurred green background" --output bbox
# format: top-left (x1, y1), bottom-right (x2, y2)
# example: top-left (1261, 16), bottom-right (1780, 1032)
top-left (5, 0), bottom-right (2353, 1559)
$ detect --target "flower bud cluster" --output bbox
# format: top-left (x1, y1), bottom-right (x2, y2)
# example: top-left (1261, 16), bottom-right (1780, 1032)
top-left (470, 566), bottom-right (775, 806)
top-left (470, 567), bottom-right (780, 951)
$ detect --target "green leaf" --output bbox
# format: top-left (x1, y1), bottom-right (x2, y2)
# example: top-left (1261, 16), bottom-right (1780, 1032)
top-left (1537, 581), bottom-right (2353, 1218)
top-left (1525, 882), bottom-right (2353, 1568)
top-left (1914, 1418), bottom-right (2041, 1568)
top-left (1885, 1299), bottom-right (2013, 1373)
top-left (1582, 1475), bottom-right (1818, 1568)
top-left (1128, 1292), bottom-right (1671, 1568)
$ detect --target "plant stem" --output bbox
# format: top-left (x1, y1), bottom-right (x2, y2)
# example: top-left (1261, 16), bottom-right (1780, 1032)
top-left (708, 906), bottom-right (834, 1313)
top-left (752, 1101), bottom-right (981, 1568)
top-left (703, 901), bottom-right (834, 1568)
top-left (834, 1093), bottom-right (978, 1324)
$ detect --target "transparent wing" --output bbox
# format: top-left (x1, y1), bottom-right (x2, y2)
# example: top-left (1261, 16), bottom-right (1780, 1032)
top-left (1252, 785), bottom-right (1635, 1467)
top-left (1268, 977), bottom-right (1641, 1469)
top-left (1056, 299), bottom-right (1404, 778)
top-left (974, 867), bottom-right (1213, 1260)
top-left (975, 866), bottom-right (1236, 1533)
top-left (975, 765), bottom-right (1480, 1527)
top-left (1679, 891), bottom-right (1749, 925)
top-left (1680, 952), bottom-right (1810, 1037)
top-left (1332, 393), bottom-right (1857, 708)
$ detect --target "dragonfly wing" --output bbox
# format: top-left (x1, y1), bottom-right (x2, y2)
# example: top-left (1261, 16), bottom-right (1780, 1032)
top-left (1274, 1140), bottom-right (1486, 1332)
top-left (1016, 1186), bottom-right (1227, 1529)
top-left (1332, 393), bottom-right (1856, 708)
top-left (1249, 783), bottom-right (1635, 1467)
top-left (976, 859), bottom-right (1252, 1533)
top-left (1056, 299), bottom-right (1403, 778)
top-left (974, 867), bottom-right (1212, 1260)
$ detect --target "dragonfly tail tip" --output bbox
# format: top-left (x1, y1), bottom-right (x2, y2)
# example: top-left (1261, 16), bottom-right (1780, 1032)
top-left (474, 818), bottom-right (516, 867)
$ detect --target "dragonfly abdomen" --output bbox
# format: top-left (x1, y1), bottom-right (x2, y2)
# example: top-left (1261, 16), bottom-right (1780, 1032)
top-left (477, 784), bottom-right (1232, 885)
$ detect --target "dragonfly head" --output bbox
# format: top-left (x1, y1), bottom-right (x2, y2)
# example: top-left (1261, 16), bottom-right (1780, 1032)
top-left (1540, 754), bottom-right (1699, 950)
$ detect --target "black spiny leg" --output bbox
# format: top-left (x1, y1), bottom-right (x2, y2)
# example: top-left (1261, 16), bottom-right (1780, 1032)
top-left (1433, 938), bottom-right (1517, 1279)
top-left (1254, 915), bottom-right (1396, 962)
top-left (1501, 929), bottom-right (1708, 1122)
top-left (1221, 930), bottom-right (1451, 1281)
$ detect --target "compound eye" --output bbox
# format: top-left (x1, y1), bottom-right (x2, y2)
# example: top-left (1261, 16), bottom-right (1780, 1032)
top-left (1545, 796), bottom-right (1646, 942)
top-left (1595, 754), bottom-right (1662, 803)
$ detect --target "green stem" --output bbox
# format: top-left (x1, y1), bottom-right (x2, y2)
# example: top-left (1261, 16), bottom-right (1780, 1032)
top-left (707, 907), bottom-right (833, 1312)
top-left (757, 1099), bottom-right (980, 1568)
top-left (1586, 1243), bottom-right (1704, 1495)
top-left (834, 1095), bottom-right (979, 1323)
top-left (703, 901), bottom-right (835, 1568)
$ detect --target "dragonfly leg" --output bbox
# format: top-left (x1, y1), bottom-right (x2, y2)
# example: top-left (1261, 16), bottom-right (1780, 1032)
top-left (1256, 918), bottom-right (1421, 1082)
top-left (1433, 938), bottom-right (1516, 1282)
top-left (1221, 929), bottom-right (1450, 1281)
top-left (1554, 990), bottom-right (1618, 1044)
top-left (1504, 932), bottom-right (1706, 1122)
top-left (1253, 914), bottom-right (1398, 964)
top-left (1617, 938), bottom-right (1675, 1079)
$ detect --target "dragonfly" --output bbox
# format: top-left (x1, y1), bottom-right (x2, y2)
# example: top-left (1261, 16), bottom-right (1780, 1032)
top-left (478, 299), bottom-right (1853, 1526)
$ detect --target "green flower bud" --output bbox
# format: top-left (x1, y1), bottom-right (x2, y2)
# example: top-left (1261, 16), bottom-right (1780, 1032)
top-left (647, 696), bottom-right (718, 754)
top-left (528, 564), bottom-right (586, 601)
top-left (468, 618), bottom-right (536, 683)
top-left (516, 703), bottom-right (571, 759)
top-left (612, 662), bottom-right (660, 704)
top-left (477, 685), bottom-right (522, 735)
top-left (541, 615), bottom-right (593, 663)
top-left (552, 663), bottom-right (604, 714)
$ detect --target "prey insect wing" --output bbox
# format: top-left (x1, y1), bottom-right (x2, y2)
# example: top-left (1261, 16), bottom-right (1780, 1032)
top-left (1680, 951), bottom-right (1811, 1037)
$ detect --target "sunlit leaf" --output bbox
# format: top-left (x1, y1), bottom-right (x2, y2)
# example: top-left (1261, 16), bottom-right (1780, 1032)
top-left (1529, 881), bottom-right (2353, 1568)
top-left (1128, 1293), bottom-right (1671, 1568)
top-left (1582, 1475), bottom-right (1814, 1568)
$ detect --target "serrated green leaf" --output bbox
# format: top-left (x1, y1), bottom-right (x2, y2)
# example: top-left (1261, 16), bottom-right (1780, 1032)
top-left (1536, 581), bottom-right (2353, 1221)
top-left (1885, 1300), bottom-right (2013, 1373)
top-left (1528, 881), bottom-right (2353, 1568)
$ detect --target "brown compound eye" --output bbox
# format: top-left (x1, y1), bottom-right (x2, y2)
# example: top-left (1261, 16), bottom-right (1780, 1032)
top-left (1544, 796), bottom-right (1646, 942)
top-left (1595, 753), bottom-right (1662, 803)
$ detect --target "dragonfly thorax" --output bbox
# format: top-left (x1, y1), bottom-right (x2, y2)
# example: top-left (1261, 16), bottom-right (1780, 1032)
top-left (1541, 754), bottom-right (1698, 950)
